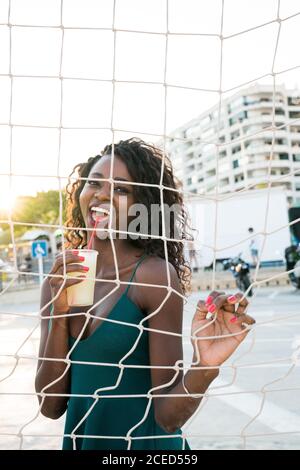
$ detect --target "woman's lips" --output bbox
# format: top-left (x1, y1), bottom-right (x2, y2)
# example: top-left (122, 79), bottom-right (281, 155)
top-left (87, 208), bottom-right (112, 228)
top-left (86, 206), bottom-right (120, 232)
top-left (91, 206), bottom-right (110, 216)
top-left (87, 212), bottom-right (109, 228)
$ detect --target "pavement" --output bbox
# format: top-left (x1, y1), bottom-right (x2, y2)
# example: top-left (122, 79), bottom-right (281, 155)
top-left (190, 266), bottom-right (292, 291)
top-left (0, 282), bottom-right (299, 450)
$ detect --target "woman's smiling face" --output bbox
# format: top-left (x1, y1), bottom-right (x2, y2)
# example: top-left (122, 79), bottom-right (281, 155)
top-left (79, 154), bottom-right (136, 237)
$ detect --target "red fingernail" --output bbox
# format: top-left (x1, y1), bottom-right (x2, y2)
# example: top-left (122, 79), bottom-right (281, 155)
top-left (228, 295), bottom-right (237, 302)
top-left (206, 296), bottom-right (213, 305)
top-left (230, 316), bottom-right (237, 323)
top-left (79, 256), bottom-right (85, 261)
top-left (83, 266), bottom-right (89, 272)
top-left (208, 304), bottom-right (216, 313)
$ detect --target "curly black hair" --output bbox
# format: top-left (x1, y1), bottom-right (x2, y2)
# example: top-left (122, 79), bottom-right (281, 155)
top-left (65, 137), bottom-right (193, 294)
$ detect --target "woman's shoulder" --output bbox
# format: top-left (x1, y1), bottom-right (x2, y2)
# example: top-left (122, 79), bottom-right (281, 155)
top-left (137, 254), bottom-right (181, 289)
top-left (134, 254), bottom-right (183, 314)
top-left (140, 253), bottom-right (175, 270)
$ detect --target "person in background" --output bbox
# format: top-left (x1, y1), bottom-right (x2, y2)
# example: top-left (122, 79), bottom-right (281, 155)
top-left (186, 239), bottom-right (199, 272)
top-left (0, 258), bottom-right (4, 291)
top-left (56, 239), bottom-right (63, 252)
top-left (248, 227), bottom-right (259, 268)
top-left (18, 254), bottom-right (32, 284)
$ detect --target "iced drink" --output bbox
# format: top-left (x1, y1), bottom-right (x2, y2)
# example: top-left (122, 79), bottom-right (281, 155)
top-left (66, 249), bottom-right (98, 307)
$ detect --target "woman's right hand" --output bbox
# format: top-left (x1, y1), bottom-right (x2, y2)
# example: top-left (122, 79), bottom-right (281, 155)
top-left (48, 250), bottom-right (87, 314)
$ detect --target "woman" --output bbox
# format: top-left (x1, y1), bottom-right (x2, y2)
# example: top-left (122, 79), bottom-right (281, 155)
top-left (248, 227), bottom-right (259, 268)
top-left (35, 137), bottom-right (255, 450)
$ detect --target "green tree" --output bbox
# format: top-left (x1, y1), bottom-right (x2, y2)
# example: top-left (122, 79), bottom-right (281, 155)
top-left (0, 190), bottom-right (67, 244)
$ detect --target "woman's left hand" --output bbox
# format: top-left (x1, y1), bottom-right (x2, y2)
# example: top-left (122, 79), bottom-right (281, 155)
top-left (191, 290), bottom-right (256, 368)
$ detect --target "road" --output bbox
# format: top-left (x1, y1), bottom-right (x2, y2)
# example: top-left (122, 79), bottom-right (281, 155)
top-left (0, 284), bottom-right (299, 450)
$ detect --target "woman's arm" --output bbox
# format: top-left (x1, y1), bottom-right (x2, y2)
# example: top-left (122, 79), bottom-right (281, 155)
top-left (35, 279), bottom-right (71, 419)
top-left (136, 257), bottom-right (218, 434)
top-left (153, 354), bottom-right (218, 433)
top-left (156, 289), bottom-right (256, 433)
top-left (35, 251), bottom-right (87, 419)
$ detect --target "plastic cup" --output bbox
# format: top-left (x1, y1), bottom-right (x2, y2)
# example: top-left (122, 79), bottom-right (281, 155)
top-left (66, 249), bottom-right (98, 307)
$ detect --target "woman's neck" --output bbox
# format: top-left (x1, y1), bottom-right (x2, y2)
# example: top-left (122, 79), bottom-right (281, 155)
top-left (90, 237), bottom-right (143, 278)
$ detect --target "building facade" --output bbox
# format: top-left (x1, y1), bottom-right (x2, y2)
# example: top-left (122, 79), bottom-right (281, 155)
top-left (164, 84), bottom-right (300, 208)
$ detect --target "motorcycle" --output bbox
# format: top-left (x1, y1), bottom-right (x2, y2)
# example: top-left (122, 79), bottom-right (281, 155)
top-left (222, 252), bottom-right (253, 297)
top-left (284, 243), bottom-right (300, 289)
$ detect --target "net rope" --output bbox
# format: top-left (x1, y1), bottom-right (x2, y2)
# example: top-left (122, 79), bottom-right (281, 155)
top-left (0, 0), bottom-right (300, 450)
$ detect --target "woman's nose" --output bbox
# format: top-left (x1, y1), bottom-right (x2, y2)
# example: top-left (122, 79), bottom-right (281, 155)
top-left (94, 181), bottom-right (111, 199)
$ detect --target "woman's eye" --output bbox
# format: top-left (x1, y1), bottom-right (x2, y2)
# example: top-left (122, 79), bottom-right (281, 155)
top-left (115, 186), bottom-right (129, 193)
top-left (87, 180), bottom-right (100, 186)
top-left (86, 180), bottom-right (129, 193)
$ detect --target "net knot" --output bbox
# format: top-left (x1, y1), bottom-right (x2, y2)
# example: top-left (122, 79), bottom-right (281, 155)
top-left (291, 349), bottom-right (300, 366)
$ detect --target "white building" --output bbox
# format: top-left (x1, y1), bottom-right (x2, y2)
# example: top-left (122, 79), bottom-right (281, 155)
top-left (164, 84), bottom-right (300, 208)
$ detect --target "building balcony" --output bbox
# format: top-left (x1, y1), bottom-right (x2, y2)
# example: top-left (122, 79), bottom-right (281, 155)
top-left (245, 174), bottom-right (291, 187)
top-left (245, 144), bottom-right (291, 155)
top-left (193, 140), bottom-right (220, 154)
top-left (243, 159), bottom-right (292, 171)
top-left (198, 181), bottom-right (298, 198)
top-left (202, 156), bottom-right (218, 168)
top-left (244, 129), bottom-right (289, 141)
top-left (200, 159), bottom-right (292, 176)
top-left (289, 134), bottom-right (300, 144)
top-left (226, 101), bottom-right (285, 117)
top-left (244, 101), bottom-right (285, 112)
top-left (231, 115), bottom-right (287, 131)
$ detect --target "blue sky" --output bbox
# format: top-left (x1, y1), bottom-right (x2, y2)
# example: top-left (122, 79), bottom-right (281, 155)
top-left (0, 0), bottom-right (300, 207)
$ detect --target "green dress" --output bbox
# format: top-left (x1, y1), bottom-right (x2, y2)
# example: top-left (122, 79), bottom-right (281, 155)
top-left (49, 254), bottom-right (190, 450)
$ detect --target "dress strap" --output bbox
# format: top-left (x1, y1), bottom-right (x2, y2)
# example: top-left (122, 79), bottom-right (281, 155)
top-left (48, 303), bottom-right (53, 332)
top-left (124, 253), bottom-right (147, 296)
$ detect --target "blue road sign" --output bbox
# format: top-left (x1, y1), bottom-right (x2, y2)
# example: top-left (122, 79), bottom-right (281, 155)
top-left (31, 240), bottom-right (48, 259)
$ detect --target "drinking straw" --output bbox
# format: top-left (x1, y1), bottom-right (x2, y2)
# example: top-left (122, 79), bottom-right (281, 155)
top-left (87, 216), bottom-right (101, 250)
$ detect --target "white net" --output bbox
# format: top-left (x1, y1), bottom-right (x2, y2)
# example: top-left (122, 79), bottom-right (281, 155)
top-left (0, 0), bottom-right (300, 451)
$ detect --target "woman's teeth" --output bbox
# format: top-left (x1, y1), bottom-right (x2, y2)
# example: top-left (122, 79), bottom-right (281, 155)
top-left (91, 207), bottom-right (110, 223)
top-left (91, 206), bottom-right (110, 215)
